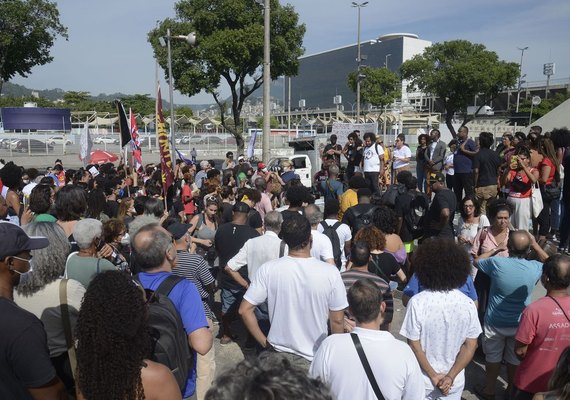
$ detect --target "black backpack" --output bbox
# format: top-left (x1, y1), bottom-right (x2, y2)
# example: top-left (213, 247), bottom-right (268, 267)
top-left (404, 192), bottom-right (430, 239)
top-left (134, 274), bottom-right (191, 392)
top-left (351, 206), bottom-right (377, 234)
top-left (320, 221), bottom-right (343, 270)
top-left (381, 183), bottom-right (406, 208)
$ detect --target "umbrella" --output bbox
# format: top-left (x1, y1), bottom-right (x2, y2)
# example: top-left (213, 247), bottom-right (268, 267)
top-left (90, 149), bottom-right (119, 165)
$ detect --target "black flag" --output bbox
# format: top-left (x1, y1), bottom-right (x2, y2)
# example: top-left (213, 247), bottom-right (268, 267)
top-left (115, 100), bottom-right (131, 148)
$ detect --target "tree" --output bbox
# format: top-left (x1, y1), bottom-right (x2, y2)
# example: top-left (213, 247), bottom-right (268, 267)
top-left (518, 92), bottom-right (570, 123)
top-left (149, 0), bottom-right (305, 152)
top-left (0, 0), bottom-right (68, 95)
top-left (400, 40), bottom-right (519, 137)
top-left (347, 66), bottom-right (401, 108)
top-left (63, 91), bottom-right (91, 109)
top-left (122, 94), bottom-right (155, 116)
top-left (175, 105), bottom-right (194, 118)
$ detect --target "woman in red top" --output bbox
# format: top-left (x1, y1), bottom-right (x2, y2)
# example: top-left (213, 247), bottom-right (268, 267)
top-left (536, 138), bottom-right (560, 240)
top-left (181, 171), bottom-right (196, 220)
top-left (502, 146), bottom-right (539, 231)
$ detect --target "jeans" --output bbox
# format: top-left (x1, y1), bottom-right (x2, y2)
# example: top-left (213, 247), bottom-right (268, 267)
top-left (416, 165), bottom-right (427, 192)
top-left (551, 198), bottom-right (561, 232)
top-left (537, 197), bottom-right (553, 236)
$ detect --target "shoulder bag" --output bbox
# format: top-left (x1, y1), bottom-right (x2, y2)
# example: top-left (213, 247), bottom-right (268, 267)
top-left (351, 333), bottom-right (385, 400)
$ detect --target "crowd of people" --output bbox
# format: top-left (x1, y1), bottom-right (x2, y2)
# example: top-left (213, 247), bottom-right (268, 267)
top-left (1, 125), bottom-right (570, 400)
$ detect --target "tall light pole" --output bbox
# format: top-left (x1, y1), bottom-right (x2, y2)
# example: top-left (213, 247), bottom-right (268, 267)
top-left (262, 0), bottom-right (271, 163)
top-left (159, 29), bottom-right (196, 162)
top-left (384, 53), bottom-right (391, 69)
top-left (352, 1), bottom-right (368, 122)
top-left (515, 46), bottom-right (528, 114)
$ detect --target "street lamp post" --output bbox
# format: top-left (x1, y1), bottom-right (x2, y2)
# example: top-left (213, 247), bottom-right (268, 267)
top-left (385, 53), bottom-right (391, 69)
top-left (515, 46), bottom-right (528, 114)
top-left (352, 1), bottom-right (368, 123)
top-left (262, 0), bottom-right (271, 163)
top-left (160, 29), bottom-right (196, 162)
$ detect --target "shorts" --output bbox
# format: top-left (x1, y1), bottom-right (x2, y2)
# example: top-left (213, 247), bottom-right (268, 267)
top-left (221, 287), bottom-right (246, 314)
top-left (483, 324), bottom-right (520, 365)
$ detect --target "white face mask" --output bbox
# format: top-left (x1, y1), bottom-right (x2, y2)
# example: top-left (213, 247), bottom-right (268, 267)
top-left (121, 233), bottom-right (130, 246)
top-left (11, 257), bottom-right (33, 286)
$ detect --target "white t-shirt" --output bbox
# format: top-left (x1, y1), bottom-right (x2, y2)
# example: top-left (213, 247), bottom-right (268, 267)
top-left (244, 256), bottom-right (348, 360)
top-left (400, 290), bottom-right (481, 397)
top-left (444, 153), bottom-right (455, 175)
top-left (14, 278), bottom-right (85, 357)
top-left (363, 144), bottom-right (384, 172)
top-left (393, 145), bottom-right (412, 170)
top-left (310, 229), bottom-right (334, 263)
top-left (227, 231), bottom-right (287, 279)
top-left (317, 219), bottom-right (352, 271)
top-left (310, 327), bottom-right (425, 400)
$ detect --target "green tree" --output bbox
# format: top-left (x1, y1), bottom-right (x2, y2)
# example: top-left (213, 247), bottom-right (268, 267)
top-left (518, 92), bottom-right (570, 123)
top-left (0, 0), bottom-right (68, 95)
top-left (400, 40), bottom-right (519, 137)
top-left (63, 91), bottom-right (91, 109)
top-left (122, 94), bottom-right (155, 116)
top-left (175, 105), bottom-right (194, 117)
top-left (256, 115), bottom-right (279, 129)
top-left (149, 0), bottom-right (305, 152)
top-left (347, 66), bottom-right (401, 108)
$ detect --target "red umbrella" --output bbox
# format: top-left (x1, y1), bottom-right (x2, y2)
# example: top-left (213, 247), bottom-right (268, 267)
top-left (90, 149), bottom-right (119, 165)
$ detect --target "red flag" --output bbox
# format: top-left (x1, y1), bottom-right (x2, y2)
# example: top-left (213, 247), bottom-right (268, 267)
top-left (156, 84), bottom-right (174, 195)
top-left (129, 108), bottom-right (143, 171)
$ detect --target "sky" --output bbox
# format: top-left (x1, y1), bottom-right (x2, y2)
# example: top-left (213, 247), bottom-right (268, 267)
top-left (11, 0), bottom-right (570, 105)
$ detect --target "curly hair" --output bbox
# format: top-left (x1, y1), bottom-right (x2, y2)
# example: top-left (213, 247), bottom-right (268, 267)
top-left (0, 162), bottom-right (22, 188)
top-left (15, 222), bottom-right (70, 297)
top-left (76, 270), bottom-right (150, 400)
top-left (459, 194), bottom-right (481, 220)
top-left (487, 198), bottom-right (512, 222)
top-left (412, 238), bottom-right (470, 291)
top-left (354, 225), bottom-right (386, 251)
top-left (373, 206), bottom-right (397, 234)
top-left (205, 353), bottom-right (332, 400)
top-left (29, 184), bottom-right (53, 214)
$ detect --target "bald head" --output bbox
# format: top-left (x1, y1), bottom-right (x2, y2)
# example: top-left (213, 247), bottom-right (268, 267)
top-left (132, 223), bottom-right (173, 271)
top-left (508, 230), bottom-right (532, 258)
top-left (304, 204), bottom-right (322, 227)
top-left (543, 254), bottom-right (570, 290)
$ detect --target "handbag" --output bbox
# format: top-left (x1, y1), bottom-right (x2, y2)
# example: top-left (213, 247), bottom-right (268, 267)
top-left (531, 182), bottom-right (543, 218)
top-left (351, 333), bottom-right (385, 400)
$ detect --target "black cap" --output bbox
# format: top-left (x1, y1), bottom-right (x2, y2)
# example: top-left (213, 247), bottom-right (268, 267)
top-left (166, 222), bottom-right (193, 240)
top-left (0, 223), bottom-right (49, 260)
top-left (429, 172), bottom-right (446, 184)
top-left (232, 202), bottom-right (250, 214)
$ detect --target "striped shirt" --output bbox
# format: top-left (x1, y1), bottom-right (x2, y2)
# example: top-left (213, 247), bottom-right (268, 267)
top-left (173, 251), bottom-right (215, 318)
top-left (341, 269), bottom-right (393, 325)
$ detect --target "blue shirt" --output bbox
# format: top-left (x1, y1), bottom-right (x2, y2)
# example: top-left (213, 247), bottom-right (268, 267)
top-left (138, 271), bottom-right (208, 398)
top-left (281, 170), bottom-right (300, 184)
top-left (320, 179), bottom-right (344, 201)
top-left (453, 138), bottom-right (477, 173)
top-left (477, 257), bottom-right (542, 328)
top-left (403, 273), bottom-right (477, 301)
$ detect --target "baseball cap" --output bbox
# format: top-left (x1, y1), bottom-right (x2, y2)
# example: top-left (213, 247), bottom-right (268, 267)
top-left (238, 155), bottom-right (245, 162)
top-left (0, 223), bottom-right (49, 260)
top-left (232, 201), bottom-right (250, 214)
top-left (429, 172), bottom-right (446, 184)
top-left (166, 222), bottom-right (193, 240)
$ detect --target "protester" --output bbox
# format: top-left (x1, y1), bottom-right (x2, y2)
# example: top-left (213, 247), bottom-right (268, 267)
top-left (239, 213), bottom-right (347, 371)
top-left (342, 188), bottom-right (377, 234)
top-left (189, 195), bottom-right (220, 268)
top-left (75, 271), bottom-right (181, 400)
top-left (424, 172), bottom-right (457, 239)
top-left (512, 254), bottom-right (570, 400)
top-left (0, 223), bottom-right (68, 399)
top-left (474, 131), bottom-right (502, 215)
top-left (55, 184), bottom-right (88, 252)
top-left (400, 238), bottom-right (481, 399)
top-left (536, 137), bottom-right (560, 241)
top-left (310, 278), bottom-right (424, 400)
top-left (304, 204), bottom-right (335, 265)
top-left (319, 164), bottom-right (344, 201)
top-left (323, 134), bottom-right (342, 166)
top-left (532, 346), bottom-right (570, 400)
top-left (101, 218), bottom-right (130, 271)
top-left (317, 200), bottom-right (351, 271)
top-left (416, 133), bottom-right (430, 192)
top-left (373, 205), bottom-right (408, 267)
top-left (453, 125), bottom-right (478, 203)
top-left (343, 131), bottom-right (363, 182)
top-left (456, 195), bottom-right (490, 256)
top-left (444, 140), bottom-right (457, 190)
top-left (426, 129), bottom-right (447, 189)
top-left (27, 184), bottom-right (56, 223)
top-left (392, 133), bottom-right (412, 176)
top-left (339, 175), bottom-right (366, 220)
top-left (362, 132), bottom-right (384, 194)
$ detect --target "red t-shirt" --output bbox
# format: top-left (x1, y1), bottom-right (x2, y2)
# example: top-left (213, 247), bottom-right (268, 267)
top-left (538, 157), bottom-right (556, 185)
top-left (514, 296), bottom-right (570, 393)
top-left (182, 185), bottom-right (195, 215)
top-left (508, 168), bottom-right (537, 198)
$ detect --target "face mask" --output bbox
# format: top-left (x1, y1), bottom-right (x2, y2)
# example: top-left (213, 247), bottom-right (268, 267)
top-left (11, 258), bottom-right (33, 286)
top-left (22, 179), bottom-right (30, 185)
top-left (121, 233), bottom-right (130, 246)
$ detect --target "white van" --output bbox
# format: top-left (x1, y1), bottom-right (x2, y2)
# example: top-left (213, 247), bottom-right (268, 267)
top-left (268, 154), bottom-right (312, 188)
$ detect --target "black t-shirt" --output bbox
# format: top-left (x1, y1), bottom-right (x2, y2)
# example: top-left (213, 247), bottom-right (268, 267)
top-left (346, 144), bottom-right (363, 169)
top-left (105, 200), bottom-right (119, 218)
top-left (342, 203), bottom-right (377, 233)
top-left (0, 298), bottom-right (56, 400)
top-left (221, 203), bottom-right (233, 224)
top-left (473, 148), bottom-right (502, 187)
top-left (324, 143), bottom-right (342, 165)
top-left (368, 252), bottom-right (401, 281)
top-left (215, 223), bottom-right (260, 289)
top-left (424, 188), bottom-right (457, 238)
top-left (394, 192), bottom-right (414, 242)
top-left (281, 208), bottom-right (302, 221)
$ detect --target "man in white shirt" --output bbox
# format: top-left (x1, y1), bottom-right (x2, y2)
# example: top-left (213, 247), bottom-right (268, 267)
top-left (304, 204), bottom-right (335, 265)
top-left (317, 200), bottom-right (351, 271)
top-left (239, 213), bottom-right (347, 371)
top-left (310, 279), bottom-right (424, 400)
top-left (400, 238), bottom-right (481, 400)
top-left (361, 132), bottom-right (384, 195)
top-left (392, 134), bottom-right (412, 177)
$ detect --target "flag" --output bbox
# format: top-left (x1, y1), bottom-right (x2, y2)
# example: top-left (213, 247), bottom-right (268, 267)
top-left (79, 121), bottom-right (93, 167)
top-left (175, 148), bottom-right (194, 165)
top-left (247, 130), bottom-right (257, 159)
top-left (129, 108), bottom-right (143, 171)
top-left (156, 84), bottom-right (174, 195)
top-left (115, 100), bottom-right (131, 148)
